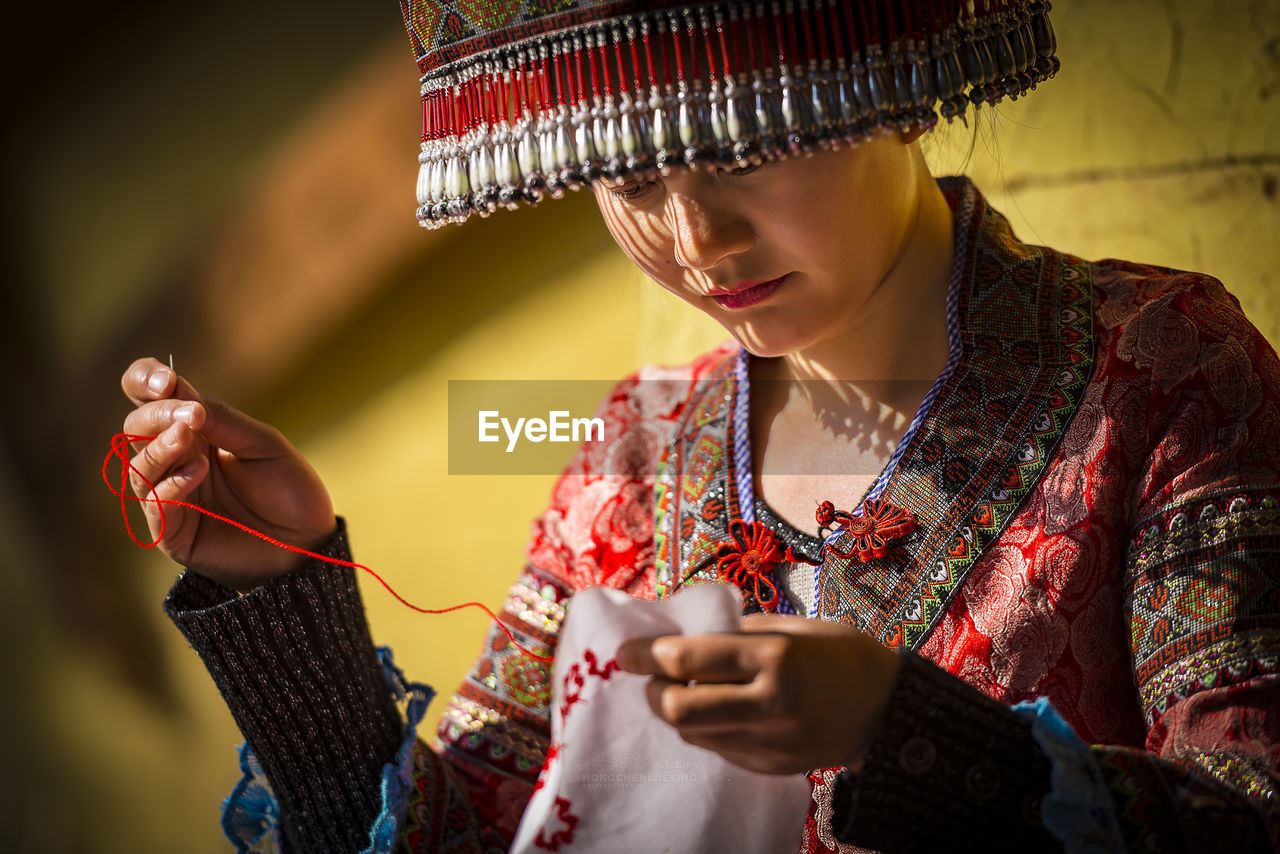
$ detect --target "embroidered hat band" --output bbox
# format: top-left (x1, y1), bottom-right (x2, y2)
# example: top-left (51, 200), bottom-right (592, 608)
top-left (399, 1), bottom-right (1060, 228)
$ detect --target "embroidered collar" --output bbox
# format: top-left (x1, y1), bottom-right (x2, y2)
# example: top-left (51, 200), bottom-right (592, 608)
top-left (653, 177), bottom-right (1096, 650)
top-left (724, 189), bottom-right (967, 616)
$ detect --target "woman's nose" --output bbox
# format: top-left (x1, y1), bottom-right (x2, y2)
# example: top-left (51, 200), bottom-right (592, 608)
top-left (666, 191), bottom-right (754, 272)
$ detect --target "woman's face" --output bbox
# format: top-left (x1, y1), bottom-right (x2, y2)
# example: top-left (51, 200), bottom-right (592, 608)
top-left (592, 132), bottom-right (923, 361)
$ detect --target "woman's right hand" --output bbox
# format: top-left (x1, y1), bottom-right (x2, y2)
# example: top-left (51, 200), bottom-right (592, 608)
top-left (121, 357), bottom-right (337, 591)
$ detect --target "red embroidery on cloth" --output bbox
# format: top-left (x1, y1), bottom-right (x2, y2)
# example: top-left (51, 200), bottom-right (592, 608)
top-left (715, 519), bottom-right (784, 608)
top-left (533, 743), bottom-right (562, 794)
top-left (559, 649), bottom-right (620, 720)
top-left (532, 796), bottom-right (579, 851)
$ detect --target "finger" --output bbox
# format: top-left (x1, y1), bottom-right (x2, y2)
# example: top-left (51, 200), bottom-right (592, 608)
top-left (135, 454), bottom-right (209, 551)
top-left (669, 724), bottom-right (810, 776)
top-left (123, 357), bottom-right (283, 459)
top-left (123, 398), bottom-right (207, 443)
top-left (121, 357), bottom-right (207, 415)
top-left (740, 613), bottom-right (829, 634)
top-left (740, 613), bottom-right (799, 632)
top-left (194, 394), bottom-right (286, 460)
top-left (121, 358), bottom-right (205, 458)
top-left (145, 454), bottom-right (209, 511)
top-left (122, 357), bottom-right (183, 405)
top-left (127, 422), bottom-right (196, 499)
top-left (705, 749), bottom-right (775, 774)
top-left (617, 634), bottom-right (758, 683)
top-left (644, 677), bottom-right (767, 728)
top-left (742, 612), bottom-right (857, 642)
top-left (692, 745), bottom-right (790, 776)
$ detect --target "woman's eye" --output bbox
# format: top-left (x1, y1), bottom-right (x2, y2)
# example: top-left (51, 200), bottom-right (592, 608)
top-left (727, 163), bottom-right (761, 177)
top-left (608, 180), bottom-right (656, 201)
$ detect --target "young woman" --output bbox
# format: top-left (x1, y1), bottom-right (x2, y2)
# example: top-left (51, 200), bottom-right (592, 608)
top-left (120, 2), bottom-right (1279, 851)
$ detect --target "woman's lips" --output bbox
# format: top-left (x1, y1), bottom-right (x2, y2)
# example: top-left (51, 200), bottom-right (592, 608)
top-left (709, 275), bottom-right (787, 309)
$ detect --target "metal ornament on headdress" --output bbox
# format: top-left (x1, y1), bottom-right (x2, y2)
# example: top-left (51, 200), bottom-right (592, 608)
top-left (402, 0), bottom-right (1060, 229)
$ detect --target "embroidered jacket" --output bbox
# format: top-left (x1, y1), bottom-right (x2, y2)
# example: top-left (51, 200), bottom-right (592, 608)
top-left (167, 178), bottom-right (1280, 853)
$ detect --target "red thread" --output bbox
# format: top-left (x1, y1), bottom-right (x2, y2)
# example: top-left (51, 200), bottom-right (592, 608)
top-left (105, 433), bottom-right (554, 663)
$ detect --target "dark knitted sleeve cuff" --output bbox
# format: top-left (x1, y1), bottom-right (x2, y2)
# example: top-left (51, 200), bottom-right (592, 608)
top-left (830, 652), bottom-right (1059, 853)
top-left (163, 520), bottom-right (404, 854)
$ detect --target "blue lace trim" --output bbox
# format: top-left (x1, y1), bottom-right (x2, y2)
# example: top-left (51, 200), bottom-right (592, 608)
top-left (220, 646), bottom-right (435, 854)
top-left (363, 647), bottom-right (436, 854)
top-left (1012, 698), bottom-right (1125, 854)
top-left (222, 743), bottom-right (283, 852)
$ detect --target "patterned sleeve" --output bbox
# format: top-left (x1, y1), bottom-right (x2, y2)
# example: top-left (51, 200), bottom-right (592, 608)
top-left (409, 567), bottom-right (569, 848)
top-left (1107, 273), bottom-right (1280, 850)
top-left (828, 273), bottom-right (1280, 854)
top-left (398, 371), bottom-right (681, 851)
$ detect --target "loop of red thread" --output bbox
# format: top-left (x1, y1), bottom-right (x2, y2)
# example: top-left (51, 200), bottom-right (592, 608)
top-left (105, 433), bottom-right (554, 663)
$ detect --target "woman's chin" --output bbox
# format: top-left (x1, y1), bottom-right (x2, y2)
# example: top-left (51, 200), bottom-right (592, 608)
top-left (723, 326), bottom-right (813, 361)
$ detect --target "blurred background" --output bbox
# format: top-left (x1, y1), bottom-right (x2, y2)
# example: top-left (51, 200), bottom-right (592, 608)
top-left (1, 0), bottom-right (1277, 850)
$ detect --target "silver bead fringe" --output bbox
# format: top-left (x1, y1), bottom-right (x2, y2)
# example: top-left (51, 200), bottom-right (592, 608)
top-left (413, 0), bottom-right (1059, 228)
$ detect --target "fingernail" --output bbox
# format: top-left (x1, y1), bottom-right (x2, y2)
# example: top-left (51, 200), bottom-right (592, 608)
top-left (174, 403), bottom-right (197, 426)
top-left (148, 370), bottom-right (171, 395)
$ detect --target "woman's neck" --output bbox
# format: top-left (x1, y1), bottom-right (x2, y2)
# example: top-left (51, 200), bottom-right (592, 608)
top-left (764, 163), bottom-right (956, 417)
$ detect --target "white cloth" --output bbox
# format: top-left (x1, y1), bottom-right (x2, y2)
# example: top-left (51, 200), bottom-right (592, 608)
top-left (510, 584), bottom-right (813, 853)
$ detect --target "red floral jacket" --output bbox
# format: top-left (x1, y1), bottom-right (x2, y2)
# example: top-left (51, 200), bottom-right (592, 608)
top-left (400, 179), bottom-right (1280, 852)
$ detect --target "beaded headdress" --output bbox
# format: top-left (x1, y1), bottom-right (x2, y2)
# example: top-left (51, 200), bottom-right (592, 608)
top-left (400, 1), bottom-right (1059, 228)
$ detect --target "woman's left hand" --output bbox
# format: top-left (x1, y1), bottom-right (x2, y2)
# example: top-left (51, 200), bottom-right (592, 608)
top-left (615, 614), bottom-right (901, 775)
